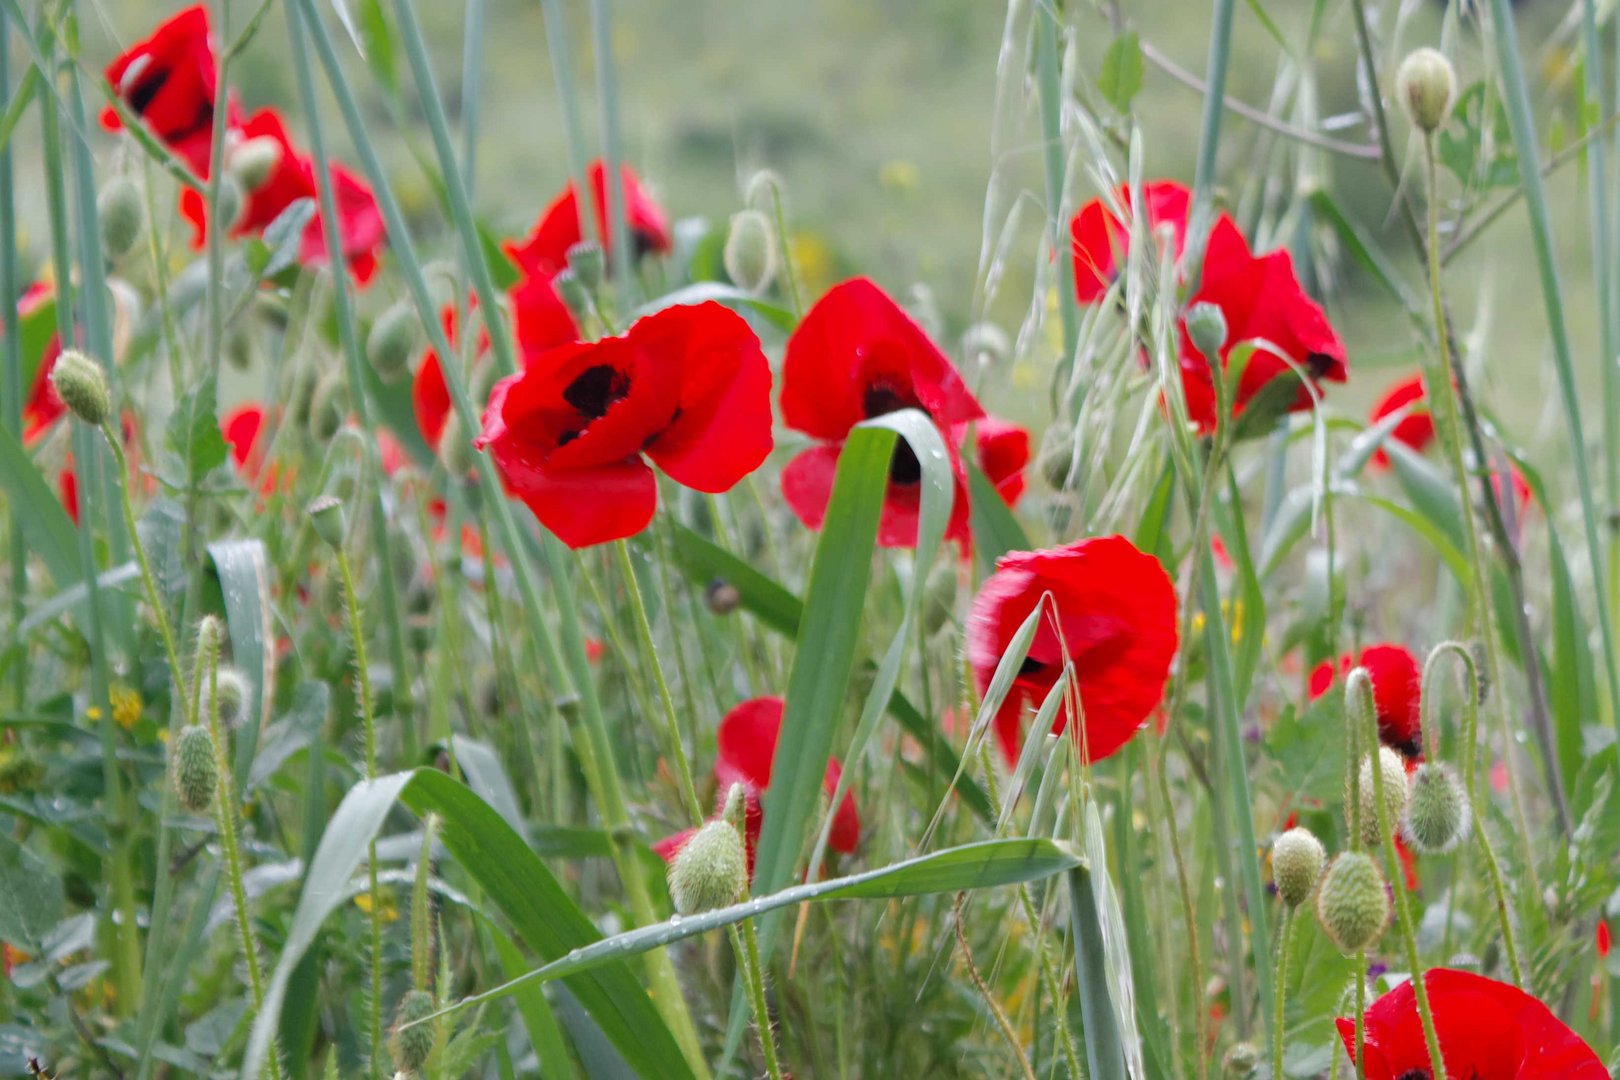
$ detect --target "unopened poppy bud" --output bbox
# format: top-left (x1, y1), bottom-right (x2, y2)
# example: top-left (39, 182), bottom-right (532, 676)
top-left (438, 411), bottom-right (476, 477)
top-left (229, 135), bottom-right (283, 191)
top-left (1221, 1041), bottom-right (1261, 1078)
top-left (553, 268), bottom-right (589, 317)
top-left (308, 494), bottom-right (347, 550)
top-left (1396, 47), bottom-right (1456, 134)
top-left (389, 988), bottom-right (437, 1072)
top-left (98, 175), bottom-right (145, 259)
top-left (566, 240), bottom-right (605, 290)
top-left (367, 302), bottom-right (418, 382)
top-left (1038, 422), bottom-right (1078, 491)
top-left (50, 350), bottom-right (111, 426)
top-left (172, 724), bottom-right (217, 813)
top-left (744, 168), bottom-right (786, 211)
top-left (217, 173), bottom-right (244, 233)
top-left (704, 577), bottom-right (741, 616)
top-left (723, 209), bottom-right (777, 295)
top-left (668, 788), bottom-right (749, 915)
top-left (1352, 746), bottom-right (1410, 848)
top-left (1315, 851), bottom-right (1390, 954)
top-left (961, 322), bottom-right (1009, 366)
top-left (1272, 826), bottom-right (1326, 908)
top-left (203, 667), bottom-right (251, 728)
top-left (1184, 301), bottom-right (1228, 360)
top-left (1402, 761), bottom-right (1469, 853)
top-left (309, 375), bottom-right (348, 441)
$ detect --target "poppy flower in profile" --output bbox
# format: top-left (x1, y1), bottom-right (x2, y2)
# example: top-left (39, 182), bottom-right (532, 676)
top-left (967, 535), bottom-right (1178, 764)
top-left (102, 6), bottom-right (218, 175)
top-left (222, 402), bottom-right (271, 484)
top-left (1069, 180), bottom-right (1191, 303)
top-left (1336, 968), bottom-right (1607, 1079)
top-left (1368, 374), bottom-right (1435, 469)
top-left (477, 301), bottom-right (772, 548)
top-left (179, 108), bottom-right (385, 283)
top-left (652, 696), bottom-right (861, 878)
top-left (780, 277), bottom-right (984, 548)
top-left (17, 284), bottom-right (64, 443)
top-left (1308, 643), bottom-right (1423, 759)
top-left (505, 160), bottom-right (673, 279)
top-left (957, 416), bottom-right (1031, 509)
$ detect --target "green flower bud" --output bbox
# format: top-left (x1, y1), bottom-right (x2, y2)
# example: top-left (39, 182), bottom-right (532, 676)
top-left (566, 240), bottom-right (605, 290)
top-left (203, 667), bottom-right (252, 729)
top-left (366, 302), bottom-right (419, 382)
top-left (553, 268), bottom-right (589, 318)
top-left (229, 135), bottom-right (283, 191)
top-left (668, 785), bottom-right (749, 915)
top-left (196, 614), bottom-right (227, 655)
top-left (1272, 826), bottom-right (1326, 909)
top-left (744, 169), bottom-right (786, 211)
top-left (1222, 1040), bottom-right (1261, 1078)
top-left (723, 209), bottom-right (777, 295)
top-left (389, 988), bottom-right (437, 1073)
top-left (704, 577), bottom-right (741, 616)
top-left (98, 175), bottom-right (145, 260)
top-left (1402, 761), bottom-right (1470, 853)
top-left (172, 724), bottom-right (217, 814)
top-left (50, 349), bottom-right (111, 426)
top-left (309, 375), bottom-right (348, 442)
top-left (1038, 422), bottom-right (1078, 491)
top-left (1352, 746), bottom-right (1410, 848)
top-left (1396, 47), bottom-right (1457, 134)
top-left (438, 410), bottom-right (476, 477)
top-left (1184, 301), bottom-right (1228, 360)
top-left (308, 494), bottom-right (347, 551)
top-left (1314, 851), bottom-right (1391, 954)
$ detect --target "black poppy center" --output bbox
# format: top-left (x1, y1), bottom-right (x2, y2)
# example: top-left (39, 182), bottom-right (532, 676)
top-left (862, 381), bottom-right (927, 485)
top-left (1018, 656), bottom-right (1046, 678)
top-left (563, 364), bottom-right (631, 420)
top-left (128, 73), bottom-right (164, 116)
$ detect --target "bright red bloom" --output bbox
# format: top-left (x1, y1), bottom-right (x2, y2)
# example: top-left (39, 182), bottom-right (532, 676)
top-left (102, 6), bottom-right (218, 174)
top-left (1308, 644), bottom-right (1423, 759)
top-left (58, 461), bottom-right (78, 525)
top-left (967, 535), bottom-right (1178, 765)
top-left (1069, 180), bottom-right (1191, 303)
top-left (18, 284), bottom-right (63, 443)
top-left (1598, 920), bottom-right (1612, 958)
top-left (781, 278), bottom-right (984, 548)
top-left (958, 416), bottom-right (1031, 509)
top-left (652, 697), bottom-right (861, 877)
top-left (477, 302), bottom-right (772, 548)
top-left (505, 160), bottom-right (673, 279)
top-left (179, 108), bottom-right (384, 283)
top-left (1336, 968), bottom-right (1607, 1079)
top-left (1369, 375), bottom-right (1436, 468)
top-left (222, 403), bottom-right (268, 482)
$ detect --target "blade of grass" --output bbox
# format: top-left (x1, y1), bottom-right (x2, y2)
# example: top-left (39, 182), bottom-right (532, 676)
top-left (590, 0), bottom-right (633, 303)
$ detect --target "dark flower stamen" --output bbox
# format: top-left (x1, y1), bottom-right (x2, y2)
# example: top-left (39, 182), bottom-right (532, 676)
top-left (563, 364), bottom-right (632, 419)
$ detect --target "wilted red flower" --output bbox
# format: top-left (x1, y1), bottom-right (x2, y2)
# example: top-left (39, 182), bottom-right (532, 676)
top-left (1336, 968), bottom-right (1607, 1079)
top-left (958, 416), bottom-right (1031, 509)
top-left (179, 107), bottom-right (385, 283)
top-left (505, 160), bottom-right (673, 279)
top-left (1368, 375), bottom-right (1435, 469)
top-left (780, 278), bottom-right (984, 548)
top-left (1069, 180), bottom-right (1190, 303)
top-left (102, 5), bottom-right (218, 174)
top-left (477, 302), bottom-right (772, 548)
top-left (967, 535), bottom-right (1178, 764)
top-left (653, 696), bottom-right (861, 877)
top-left (18, 284), bottom-right (64, 443)
top-left (1308, 644), bottom-right (1423, 759)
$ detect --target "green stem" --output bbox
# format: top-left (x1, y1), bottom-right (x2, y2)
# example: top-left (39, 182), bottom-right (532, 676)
top-left (1352, 959), bottom-right (1365, 1079)
top-left (1272, 907), bottom-right (1294, 1080)
top-left (736, 917), bottom-right (785, 1080)
top-left (1034, 2), bottom-right (1079, 371)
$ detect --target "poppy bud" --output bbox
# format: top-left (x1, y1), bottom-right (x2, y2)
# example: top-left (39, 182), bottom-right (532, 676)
top-left (308, 494), bottom-right (347, 550)
top-left (1184, 301), bottom-right (1228, 360)
top-left (389, 988), bottom-right (437, 1073)
top-left (723, 209), bottom-right (777, 295)
top-left (309, 375), bottom-right (348, 442)
top-left (50, 349), bottom-right (111, 426)
top-left (217, 173), bottom-right (245, 233)
top-left (98, 175), bottom-right (145, 260)
top-left (1351, 746), bottom-right (1409, 848)
top-left (229, 135), bottom-right (283, 192)
top-left (171, 724), bottom-right (217, 813)
top-left (566, 240), bottom-right (605, 290)
top-left (961, 322), bottom-right (1009, 366)
top-left (225, 326), bottom-right (253, 372)
top-left (1402, 761), bottom-right (1469, 853)
top-left (1315, 851), bottom-right (1391, 954)
top-left (553, 269), bottom-right (589, 318)
top-left (704, 577), bottom-right (741, 616)
top-left (366, 302), bottom-right (418, 382)
top-left (667, 784), bottom-right (749, 915)
top-left (744, 168), bottom-right (787, 211)
top-left (1221, 1041), bottom-right (1261, 1078)
top-left (1038, 422), bottom-right (1078, 491)
top-left (1396, 47), bottom-right (1456, 134)
top-left (203, 667), bottom-right (251, 728)
top-left (438, 411), bottom-right (476, 477)
top-left (1272, 826), bottom-right (1326, 909)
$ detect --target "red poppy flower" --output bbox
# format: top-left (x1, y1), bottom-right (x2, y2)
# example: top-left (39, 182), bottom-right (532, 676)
top-left (1336, 968), bottom-right (1607, 1079)
top-left (967, 535), bottom-right (1178, 765)
top-left (18, 284), bottom-right (64, 443)
top-left (1308, 644), bottom-right (1422, 759)
top-left (102, 6), bottom-right (218, 175)
top-left (957, 416), bottom-right (1031, 508)
top-left (504, 160), bottom-right (673, 279)
top-left (1368, 375), bottom-right (1436, 469)
top-left (477, 301), bottom-right (772, 548)
top-left (179, 108), bottom-right (384, 283)
top-left (652, 697), bottom-right (861, 878)
top-left (1069, 180), bottom-right (1191, 303)
top-left (222, 403), bottom-right (269, 483)
top-left (58, 460), bottom-right (79, 525)
top-left (1598, 921), bottom-right (1611, 958)
top-left (780, 278), bottom-right (984, 548)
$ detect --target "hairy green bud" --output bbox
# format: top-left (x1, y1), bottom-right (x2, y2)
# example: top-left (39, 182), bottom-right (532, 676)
top-left (308, 494), bottom-right (347, 551)
top-left (366, 302), bottom-right (418, 382)
top-left (172, 724), bottom-right (217, 814)
top-left (204, 667), bottom-right (251, 728)
top-left (50, 349), bottom-right (111, 426)
top-left (566, 240), bottom-right (605, 290)
top-left (723, 209), bottom-right (777, 295)
top-left (230, 135), bottom-right (283, 191)
top-left (1271, 826), bottom-right (1326, 909)
top-left (1184, 301), bottom-right (1228, 360)
top-left (668, 785), bottom-right (749, 915)
top-left (98, 175), bottom-right (145, 260)
top-left (390, 988), bottom-right (437, 1073)
top-left (1402, 761), bottom-right (1470, 853)
top-left (1315, 851), bottom-right (1391, 954)
top-left (1352, 746), bottom-right (1409, 848)
top-left (1396, 48), bottom-right (1456, 134)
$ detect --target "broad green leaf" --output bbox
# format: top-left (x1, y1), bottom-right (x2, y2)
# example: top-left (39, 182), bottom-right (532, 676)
top-left (208, 539), bottom-right (273, 787)
top-left (1097, 32), bottom-right (1144, 113)
top-left (0, 834), bottom-right (63, 950)
top-left (166, 374), bottom-right (229, 482)
top-left (0, 425), bottom-right (80, 589)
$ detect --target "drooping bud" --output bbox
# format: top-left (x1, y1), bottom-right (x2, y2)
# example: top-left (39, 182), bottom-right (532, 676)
top-left (1221, 1041), bottom-right (1262, 1078)
top-left (704, 577), bottom-right (741, 616)
top-left (1271, 826), bottom-right (1327, 909)
top-left (1402, 761), bottom-right (1470, 853)
top-left (366, 302), bottom-right (418, 382)
top-left (1396, 47), bottom-right (1457, 134)
top-left (1184, 301), bottom-right (1228, 360)
top-left (552, 268), bottom-right (589, 318)
top-left (723, 209), bottom-right (777, 295)
top-left (667, 785), bottom-right (749, 915)
top-left (1352, 746), bottom-right (1410, 848)
top-left (309, 375), bottom-right (348, 441)
top-left (1314, 851), bottom-right (1391, 954)
top-left (50, 350), bottom-right (111, 426)
top-left (1038, 422), bottom-right (1078, 491)
top-left (171, 724), bottom-right (218, 813)
top-left (389, 988), bottom-right (437, 1073)
top-left (98, 175), bottom-right (145, 260)
top-left (308, 494), bottom-right (347, 550)
top-left (203, 667), bottom-right (252, 728)
top-left (229, 135), bottom-right (283, 191)
top-left (566, 240), bottom-right (605, 291)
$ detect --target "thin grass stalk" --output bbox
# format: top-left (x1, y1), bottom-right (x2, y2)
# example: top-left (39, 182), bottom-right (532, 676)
top-left (589, 0), bottom-right (634, 303)
top-left (536, 0), bottom-right (596, 242)
top-left (460, 0), bottom-right (487, 193)
top-left (1185, 0), bottom-right (1238, 274)
top-left (0, 5), bottom-right (24, 716)
top-left (1577, 0), bottom-right (1617, 512)
top-left (1034, 1), bottom-right (1079, 373)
